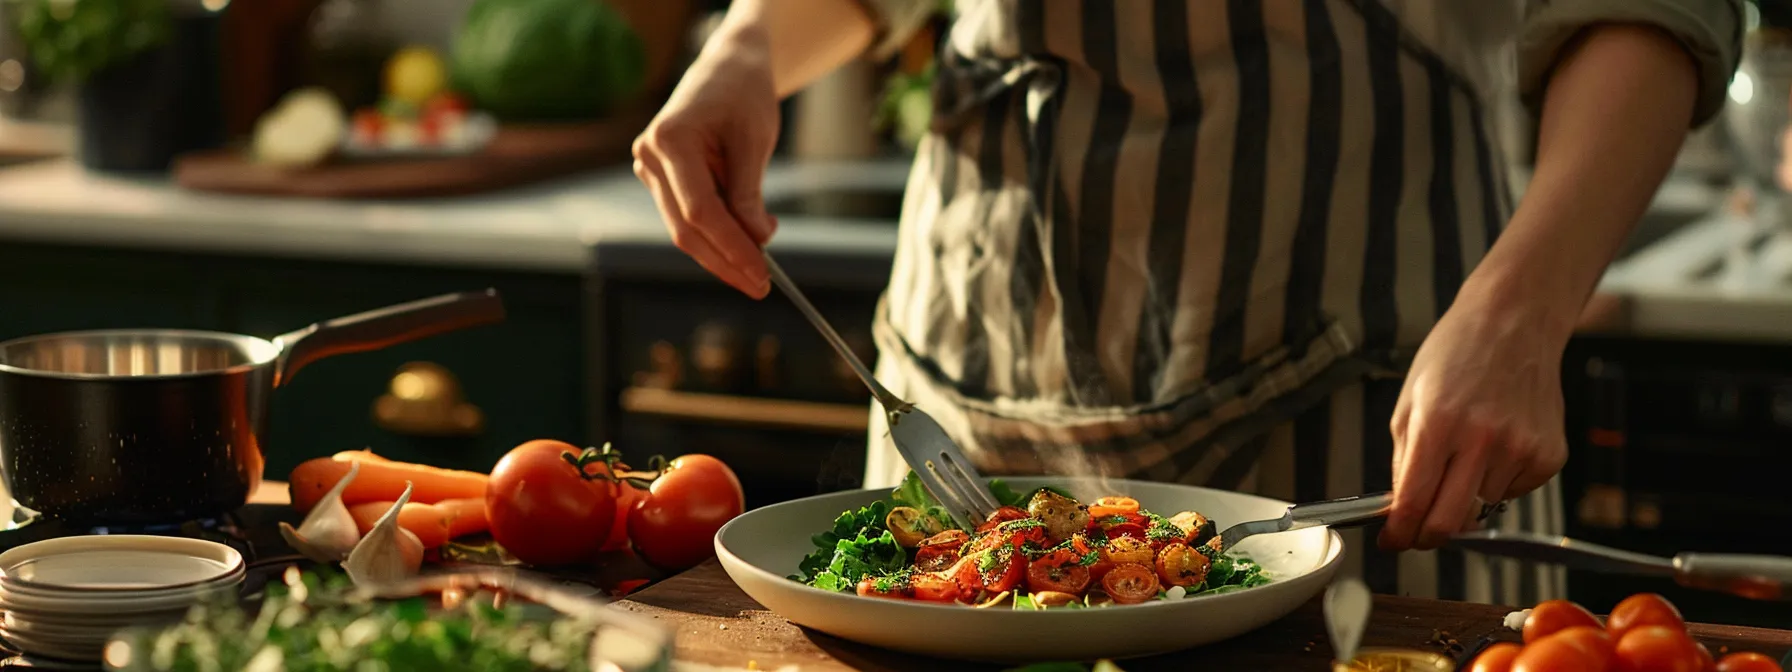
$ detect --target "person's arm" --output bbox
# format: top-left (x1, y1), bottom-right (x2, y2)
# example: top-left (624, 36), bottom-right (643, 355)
top-left (1380, 1), bottom-right (1742, 550)
top-left (1469, 0), bottom-right (1741, 330)
top-left (717, 0), bottom-right (932, 99)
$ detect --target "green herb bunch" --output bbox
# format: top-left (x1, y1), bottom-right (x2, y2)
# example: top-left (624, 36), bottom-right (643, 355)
top-left (11, 0), bottom-right (172, 84)
top-left (108, 570), bottom-right (602, 672)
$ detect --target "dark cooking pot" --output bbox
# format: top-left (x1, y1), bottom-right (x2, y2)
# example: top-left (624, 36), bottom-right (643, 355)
top-left (0, 290), bottom-right (505, 524)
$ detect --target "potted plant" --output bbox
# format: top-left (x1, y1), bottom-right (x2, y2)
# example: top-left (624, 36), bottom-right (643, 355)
top-left (10, 0), bottom-right (227, 172)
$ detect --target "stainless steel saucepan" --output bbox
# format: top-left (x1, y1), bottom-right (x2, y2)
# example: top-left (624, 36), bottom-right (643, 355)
top-left (0, 290), bottom-right (505, 524)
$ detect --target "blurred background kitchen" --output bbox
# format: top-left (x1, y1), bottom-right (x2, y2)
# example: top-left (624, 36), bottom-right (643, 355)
top-left (0, 0), bottom-right (1789, 629)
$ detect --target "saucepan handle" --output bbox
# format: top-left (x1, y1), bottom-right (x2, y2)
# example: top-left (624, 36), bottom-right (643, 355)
top-left (272, 289), bottom-right (507, 387)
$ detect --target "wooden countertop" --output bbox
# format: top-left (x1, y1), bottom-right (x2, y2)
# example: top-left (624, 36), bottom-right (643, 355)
top-left (614, 561), bottom-right (1792, 671)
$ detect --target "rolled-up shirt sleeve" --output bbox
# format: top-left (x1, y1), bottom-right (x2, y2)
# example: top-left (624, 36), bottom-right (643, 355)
top-left (852, 0), bottom-right (939, 60)
top-left (1518, 0), bottom-right (1743, 127)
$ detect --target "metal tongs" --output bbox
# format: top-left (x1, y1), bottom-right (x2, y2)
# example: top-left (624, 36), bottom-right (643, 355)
top-left (1451, 530), bottom-right (1792, 601)
top-left (763, 250), bottom-right (1001, 530)
top-left (1218, 492), bottom-right (1509, 550)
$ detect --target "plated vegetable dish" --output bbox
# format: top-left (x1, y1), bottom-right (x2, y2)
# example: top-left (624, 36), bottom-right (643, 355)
top-left (793, 475), bottom-right (1271, 608)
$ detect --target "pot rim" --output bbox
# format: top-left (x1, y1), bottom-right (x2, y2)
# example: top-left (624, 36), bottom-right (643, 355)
top-left (0, 328), bottom-right (280, 381)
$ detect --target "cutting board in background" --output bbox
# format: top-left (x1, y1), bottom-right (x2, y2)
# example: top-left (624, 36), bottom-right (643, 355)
top-left (171, 119), bottom-right (639, 199)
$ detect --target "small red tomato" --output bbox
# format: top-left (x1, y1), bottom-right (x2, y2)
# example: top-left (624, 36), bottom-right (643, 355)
top-left (1103, 522), bottom-right (1148, 541)
top-left (1525, 599), bottom-right (1604, 644)
top-left (351, 109), bottom-right (383, 142)
top-left (908, 572), bottom-right (961, 603)
top-left (626, 454), bottom-right (745, 570)
top-left (1716, 652), bottom-right (1783, 672)
top-left (976, 507), bottom-right (1030, 534)
top-left (1470, 642), bottom-right (1523, 672)
top-left (1613, 625), bottom-right (1705, 672)
top-left (1608, 593), bottom-right (1686, 640)
top-left (1100, 562), bottom-right (1160, 605)
top-left (1514, 627), bottom-right (1613, 672)
top-left (486, 440), bottom-right (617, 566)
top-left (1026, 549), bottom-right (1092, 595)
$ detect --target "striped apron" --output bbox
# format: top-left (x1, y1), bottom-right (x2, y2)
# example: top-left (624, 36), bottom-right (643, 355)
top-left (864, 0), bottom-right (1566, 605)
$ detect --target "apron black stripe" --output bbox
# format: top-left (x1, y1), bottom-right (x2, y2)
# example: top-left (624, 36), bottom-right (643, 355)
top-left (1074, 1), bottom-right (1130, 397)
top-left (1207, 0), bottom-right (1271, 380)
top-left (1133, 0), bottom-right (1202, 403)
top-left (1283, 0), bottom-right (1342, 352)
top-left (1425, 60), bottom-right (1464, 316)
top-left (1358, 8), bottom-right (1404, 352)
top-left (1293, 391), bottom-right (1331, 504)
top-left (958, 86), bottom-right (1019, 397)
top-left (1468, 103), bottom-right (1504, 248)
top-left (1007, 2), bottom-right (1052, 399)
top-left (1361, 378), bottom-right (1401, 596)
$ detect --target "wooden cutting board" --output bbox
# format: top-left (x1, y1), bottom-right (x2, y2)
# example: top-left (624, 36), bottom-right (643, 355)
top-left (614, 561), bottom-right (1792, 671)
top-left (173, 119), bottom-right (639, 199)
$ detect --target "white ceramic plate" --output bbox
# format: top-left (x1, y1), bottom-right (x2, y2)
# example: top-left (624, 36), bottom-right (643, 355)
top-left (0, 536), bottom-right (243, 592)
top-left (715, 477), bottom-right (1344, 663)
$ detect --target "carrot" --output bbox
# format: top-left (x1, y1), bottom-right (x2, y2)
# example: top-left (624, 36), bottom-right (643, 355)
top-left (333, 449), bottom-right (391, 463)
top-left (347, 500), bottom-right (453, 549)
top-left (434, 498), bottom-right (490, 539)
top-left (289, 457), bottom-right (487, 513)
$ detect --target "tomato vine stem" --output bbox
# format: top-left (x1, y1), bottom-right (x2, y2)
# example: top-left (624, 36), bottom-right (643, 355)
top-left (559, 442), bottom-right (666, 490)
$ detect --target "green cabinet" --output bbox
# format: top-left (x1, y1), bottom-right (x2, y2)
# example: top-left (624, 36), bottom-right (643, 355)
top-left (0, 240), bottom-right (586, 482)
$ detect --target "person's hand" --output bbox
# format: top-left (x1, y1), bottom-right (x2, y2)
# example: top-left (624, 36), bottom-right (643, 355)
top-left (632, 23), bottom-right (780, 298)
top-left (1379, 294), bottom-right (1570, 551)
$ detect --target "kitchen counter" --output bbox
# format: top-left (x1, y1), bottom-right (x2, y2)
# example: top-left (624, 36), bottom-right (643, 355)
top-left (0, 157), bottom-right (905, 273)
top-left (616, 561), bottom-right (1792, 671)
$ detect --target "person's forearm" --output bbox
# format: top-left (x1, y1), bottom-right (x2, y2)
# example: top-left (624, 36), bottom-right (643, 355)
top-left (1462, 24), bottom-right (1699, 341)
top-left (712, 0), bottom-right (877, 98)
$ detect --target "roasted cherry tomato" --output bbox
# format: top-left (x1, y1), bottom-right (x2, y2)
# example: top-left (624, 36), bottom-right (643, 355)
top-left (965, 530), bottom-right (1017, 557)
top-left (1100, 535), bottom-right (1154, 567)
top-left (956, 544), bottom-right (1025, 594)
top-left (1715, 652), bottom-right (1782, 672)
top-left (908, 572), bottom-right (962, 603)
top-left (1026, 549), bottom-right (1092, 595)
top-left (1607, 593), bottom-right (1685, 640)
top-left (1089, 496), bottom-right (1140, 519)
top-left (1524, 599), bottom-right (1603, 644)
top-left (1154, 542), bottom-right (1210, 588)
top-left (976, 506), bottom-right (1030, 535)
top-left (856, 576), bottom-right (912, 600)
top-left (1103, 522), bottom-right (1148, 542)
top-left (914, 530), bottom-right (969, 572)
top-left (1613, 625), bottom-right (1703, 672)
top-left (1515, 626), bottom-right (1613, 672)
top-left (1469, 642), bottom-right (1523, 672)
top-left (1101, 562), bottom-right (1161, 605)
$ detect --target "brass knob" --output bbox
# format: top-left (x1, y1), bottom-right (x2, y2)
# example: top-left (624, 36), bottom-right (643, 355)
top-left (692, 322), bottom-right (744, 389)
top-left (1575, 485), bottom-right (1627, 530)
top-left (373, 362), bottom-right (485, 437)
top-left (755, 334), bottom-right (781, 391)
top-left (633, 340), bottom-right (682, 390)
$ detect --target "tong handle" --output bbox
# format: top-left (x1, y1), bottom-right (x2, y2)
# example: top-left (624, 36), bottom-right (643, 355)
top-left (1674, 553), bottom-right (1792, 600)
top-left (1290, 492), bottom-right (1395, 530)
top-left (763, 250), bottom-right (908, 412)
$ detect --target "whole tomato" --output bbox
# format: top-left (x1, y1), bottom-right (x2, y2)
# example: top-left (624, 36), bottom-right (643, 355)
top-left (1469, 642), bottom-right (1523, 672)
top-left (1525, 599), bottom-right (1603, 644)
top-left (1515, 626), bottom-right (1613, 672)
top-left (1608, 593), bottom-right (1686, 640)
top-left (1716, 652), bottom-right (1783, 672)
top-left (628, 454), bottom-right (745, 570)
top-left (1613, 625), bottom-right (1705, 672)
top-left (486, 440), bottom-right (618, 566)
top-left (575, 449), bottom-right (645, 552)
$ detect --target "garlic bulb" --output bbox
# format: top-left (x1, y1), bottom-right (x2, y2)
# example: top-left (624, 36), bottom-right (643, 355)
top-left (279, 461), bottom-right (363, 563)
top-left (343, 481), bottom-right (425, 587)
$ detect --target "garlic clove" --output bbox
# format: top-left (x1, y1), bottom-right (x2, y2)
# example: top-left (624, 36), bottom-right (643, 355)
top-left (344, 481), bottom-right (425, 587)
top-left (279, 461), bottom-right (362, 563)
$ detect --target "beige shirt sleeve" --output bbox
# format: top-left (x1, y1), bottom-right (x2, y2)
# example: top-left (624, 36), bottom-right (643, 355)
top-left (1517, 0), bottom-right (1744, 127)
top-left (852, 0), bottom-right (940, 60)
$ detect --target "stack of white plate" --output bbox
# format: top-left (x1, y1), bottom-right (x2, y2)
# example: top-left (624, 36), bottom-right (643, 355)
top-left (0, 535), bottom-right (245, 661)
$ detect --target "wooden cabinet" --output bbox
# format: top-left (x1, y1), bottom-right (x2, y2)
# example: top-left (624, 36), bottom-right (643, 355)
top-left (0, 240), bottom-right (586, 481)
